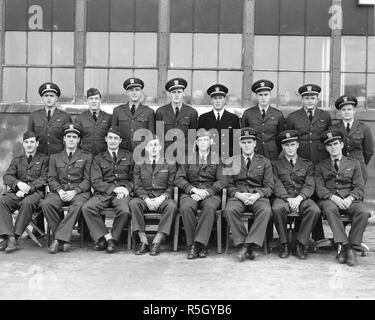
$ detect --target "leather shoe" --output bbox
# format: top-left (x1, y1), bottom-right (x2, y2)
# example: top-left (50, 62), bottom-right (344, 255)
top-left (336, 244), bottom-right (347, 264)
top-left (346, 246), bottom-right (357, 267)
top-left (236, 245), bottom-right (248, 262)
top-left (61, 242), bottom-right (71, 252)
top-left (94, 237), bottom-right (107, 251)
top-left (48, 240), bottom-right (60, 254)
top-left (187, 244), bottom-right (199, 259)
top-left (5, 236), bottom-right (18, 253)
top-left (295, 242), bottom-right (307, 260)
top-left (135, 242), bottom-right (149, 255)
top-left (106, 239), bottom-right (116, 253)
top-left (247, 245), bottom-right (257, 260)
top-left (198, 245), bottom-right (208, 258)
top-left (279, 244), bottom-right (290, 259)
top-left (0, 239), bottom-right (6, 251)
top-left (150, 242), bottom-right (161, 256)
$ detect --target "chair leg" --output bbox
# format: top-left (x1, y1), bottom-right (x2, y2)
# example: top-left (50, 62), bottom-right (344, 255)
top-left (25, 226), bottom-right (43, 247)
top-left (173, 214), bottom-right (180, 252)
top-left (263, 239), bottom-right (268, 255)
top-left (225, 222), bottom-right (230, 254)
top-left (127, 219), bottom-right (132, 251)
top-left (79, 217), bottom-right (84, 248)
top-left (217, 211), bottom-right (222, 254)
top-left (47, 225), bottom-right (51, 246)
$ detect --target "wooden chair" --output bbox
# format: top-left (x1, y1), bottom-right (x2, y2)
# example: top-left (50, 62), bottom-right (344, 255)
top-left (173, 188), bottom-right (226, 254)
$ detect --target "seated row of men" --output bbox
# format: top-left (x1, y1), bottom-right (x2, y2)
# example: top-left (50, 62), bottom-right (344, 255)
top-left (0, 123), bottom-right (369, 267)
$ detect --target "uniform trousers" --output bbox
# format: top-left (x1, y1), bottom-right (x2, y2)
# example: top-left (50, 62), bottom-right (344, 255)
top-left (179, 193), bottom-right (221, 247)
top-left (129, 198), bottom-right (177, 236)
top-left (0, 192), bottom-right (43, 237)
top-left (272, 198), bottom-right (321, 245)
top-left (224, 197), bottom-right (272, 247)
top-left (319, 199), bottom-right (369, 246)
top-left (42, 192), bottom-right (91, 243)
top-left (82, 194), bottom-right (131, 242)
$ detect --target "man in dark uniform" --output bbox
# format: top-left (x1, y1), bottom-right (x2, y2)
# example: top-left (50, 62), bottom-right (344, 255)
top-left (224, 127), bottom-right (274, 262)
top-left (82, 127), bottom-right (133, 253)
top-left (272, 130), bottom-right (321, 259)
top-left (286, 84), bottom-right (332, 241)
top-left (175, 129), bottom-right (227, 259)
top-left (155, 78), bottom-right (198, 160)
top-left (330, 95), bottom-right (374, 184)
top-left (130, 135), bottom-right (177, 256)
top-left (241, 79), bottom-right (285, 160)
top-left (198, 84), bottom-right (240, 160)
top-left (315, 129), bottom-right (370, 266)
top-left (42, 123), bottom-right (92, 253)
top-left (0, 132), bottom-right (49, 253)
top-left (74, 88), bottom-right (112, 156)
top-left (112, 77), bottom-right (155, 151)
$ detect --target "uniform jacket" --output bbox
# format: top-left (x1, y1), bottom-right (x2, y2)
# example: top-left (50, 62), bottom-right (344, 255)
top-left (241, 106), bottom-right (285, 159)
top-left (3, 152), bottom-right (49, 194)
top-left (198, 109), bottom-right (240, 159)
top-left (112, 103), bottom-right (155, 151)
top-left (91, 149), bottom-right (134, 198)
top-left (272, 156), bottom-right (315, 200)
top-left (133, 160), bottom-right (176, 200)
top-left (286, 107), bottom-right (332, 164)
top-left (226, 153), bottom-right (274, 198)
top-left (315, 156), bottom-right (364, 201)
top-left (74, 109), bottom-right (112, 156)
top-left (175, 153), bottom-right (227, 196)
top-left (48, 149), bottom-right (92, 194)
top-left (28, 108), bottom-right (72, 155)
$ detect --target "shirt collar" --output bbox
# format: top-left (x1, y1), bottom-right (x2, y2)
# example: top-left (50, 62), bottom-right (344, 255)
top-left (242, 153), bottom-right (254, 162)
top-left (304, 107), bottom-right (315, 116)
top-left (343, 119), bottom-right (354, 128)
top-left (285, 155), bottom-right (298, 163)
top-left (108, 149), bottom-right (119, 157)
top-left (331, 156), bottom-right (343, 162)
top-left (259, 105), bottom-right (269, 113)
top-left (212, 108), bottom-right (225, 117)
top-left (45, 106), bottom-right (56, 114)
top-left (149, 155), bottom-right (160, 163)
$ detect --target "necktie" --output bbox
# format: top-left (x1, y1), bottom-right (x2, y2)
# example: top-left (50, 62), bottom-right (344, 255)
top-left (47, 110), bottom-right (51, 122)
top-left (262, 109), bottom-right (266, 119)
top-left (27, 155), bottom-right (32, 164)
top-left (93, 111), bottom-right (97, 122)
top-left (334, 159), bottom-right (339, 172)
top-left (290, 159), bottom-right (294, 168)
top-left (68, 152), bottom-right (73, 161)
top-left (246, 157), bottom-right (251, 170)
top-left (131, 104), bottom-right (136, 116)
top-left (152, 159), bottom-right (156, 171)
top-left (112, 152), bottom-right (117, 163)
top-left (346, 122), bottom-right (350, 134)
top-left (175, 107), bottom-right (179, 118)
top-left (308, 110), bottom-right (313, 122)
top-left (217, 112), bottom-right (220, 122)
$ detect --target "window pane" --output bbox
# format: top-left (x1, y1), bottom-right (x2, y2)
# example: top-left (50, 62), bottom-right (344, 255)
top-left (27, 68), bottom-right (51, 103)
top-left (368, 36), bottom-right (375, 72)
top-left (3, 68), bottom-right (26, 102)
top-left (254, 36), bottom-right (278, 70)
top-left (219, 0), bottom-right (243, 33)
top-left (167, 70), bottom-right (192, 102)
top-left (218, 71), bottom-right (243, 103)
top-left (134, 33), bottom-right (157, 66)
top-left (134, 69), bottom-right (158, 101)
top-left (192, 71), bottom-right (217, 105)
top-left (135, 0), bottom-right (158, 32)
top-left (341, 36), bottom-right (366, 72)
top-left (219, 34), bottom-right (241, 68)
top-left (108, 69), bottom-right (133, 103)
top-left (304, 72), bottom-right (330, 108)
top-left (28, 32), bottom-right (51, 65)
top-left (170, 0), bottom-right (193, 32)
top-left (341, 73), bottom-right (366, 108)
top-left (52, 32), bottom-right (74, 65)
top-left (280, 0), bottom-right (305, 35)
top-left (170, 33), bottom-right (193, 68)
top-left (86, 32), bottom-right (109, 66)
top-left (194, 0), bottom-right (219, 33)
top-left (279, 72), bottom-right (304, 107)
top-left (279, 36), bottom-right (304, 71)
top-left (52, 68), bottom-right (75, 103)
top-left (305, 37), bottom-right (330, 71)
top-left (254, 0), bottom-right (279, 35)
top-left (367, 74), bottom-right (375, 109)
top-left (193, 34), bottom-right (218, 68)
top-left (84, 69), bottom-right (108, 102)
top-left (5, 31), bottom-right (26, 64)
top-left (253, 71), bottom-right (278, 105)
top-left (109, 33), bottom-right (134, 66)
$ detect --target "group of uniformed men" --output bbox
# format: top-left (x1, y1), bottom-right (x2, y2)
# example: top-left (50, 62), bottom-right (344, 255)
top-left (0, 76), bottom-right (373, 267)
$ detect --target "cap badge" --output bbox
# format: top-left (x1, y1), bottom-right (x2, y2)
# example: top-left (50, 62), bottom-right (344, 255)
top-left (69, 124), bottom-right (74, 130)
top-left (174, 80), bottom-right (179, 85)
top-left (215, 87), bottom-right (220, 92)
top-left (343, 97), bottom-right (348, 102)
top-left (260, 82), bottom-right (265, 87)
top-left (46, 84), bottom-right (51, 90)
top-left (130, 79), bottom-right (134, 84)
top-left (327, 132), bottom-right (333, 139)
top-left (307, 85), bottom-right (312, 91)
top-left (286, 132), bottom-right (291, 138)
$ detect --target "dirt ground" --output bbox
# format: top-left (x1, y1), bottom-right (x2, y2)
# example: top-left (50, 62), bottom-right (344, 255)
top-left (1, 222), bottom-right (375, 300)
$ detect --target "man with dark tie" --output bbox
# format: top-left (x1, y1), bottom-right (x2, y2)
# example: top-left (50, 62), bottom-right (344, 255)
top-left (272, 130), bottom-right (321, 260)
top-left (330, 95), bottom-right (374, 184)
top-left (82, 127), bottom-right (133, 253)
top-left (42, 123), bottom-right (92, 254)
top-left (130, 135), bottom-right (177, 256)
top-left (74, 88), bottom-right (112, 156)
top-left (155, 78), bottom-right (198, 159)
top-left (224, 127), bottom-right (274, 262)
top-left (241, 79), bottom-right (285, 160)
top-left (315, 130), bottom-right (370, 266)
top-left (198, 84), bottom-right (240, 160)
top-left (112, 77), bottom-right (155, 151)
top-left (0, 132), bottom-right (49, 253)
